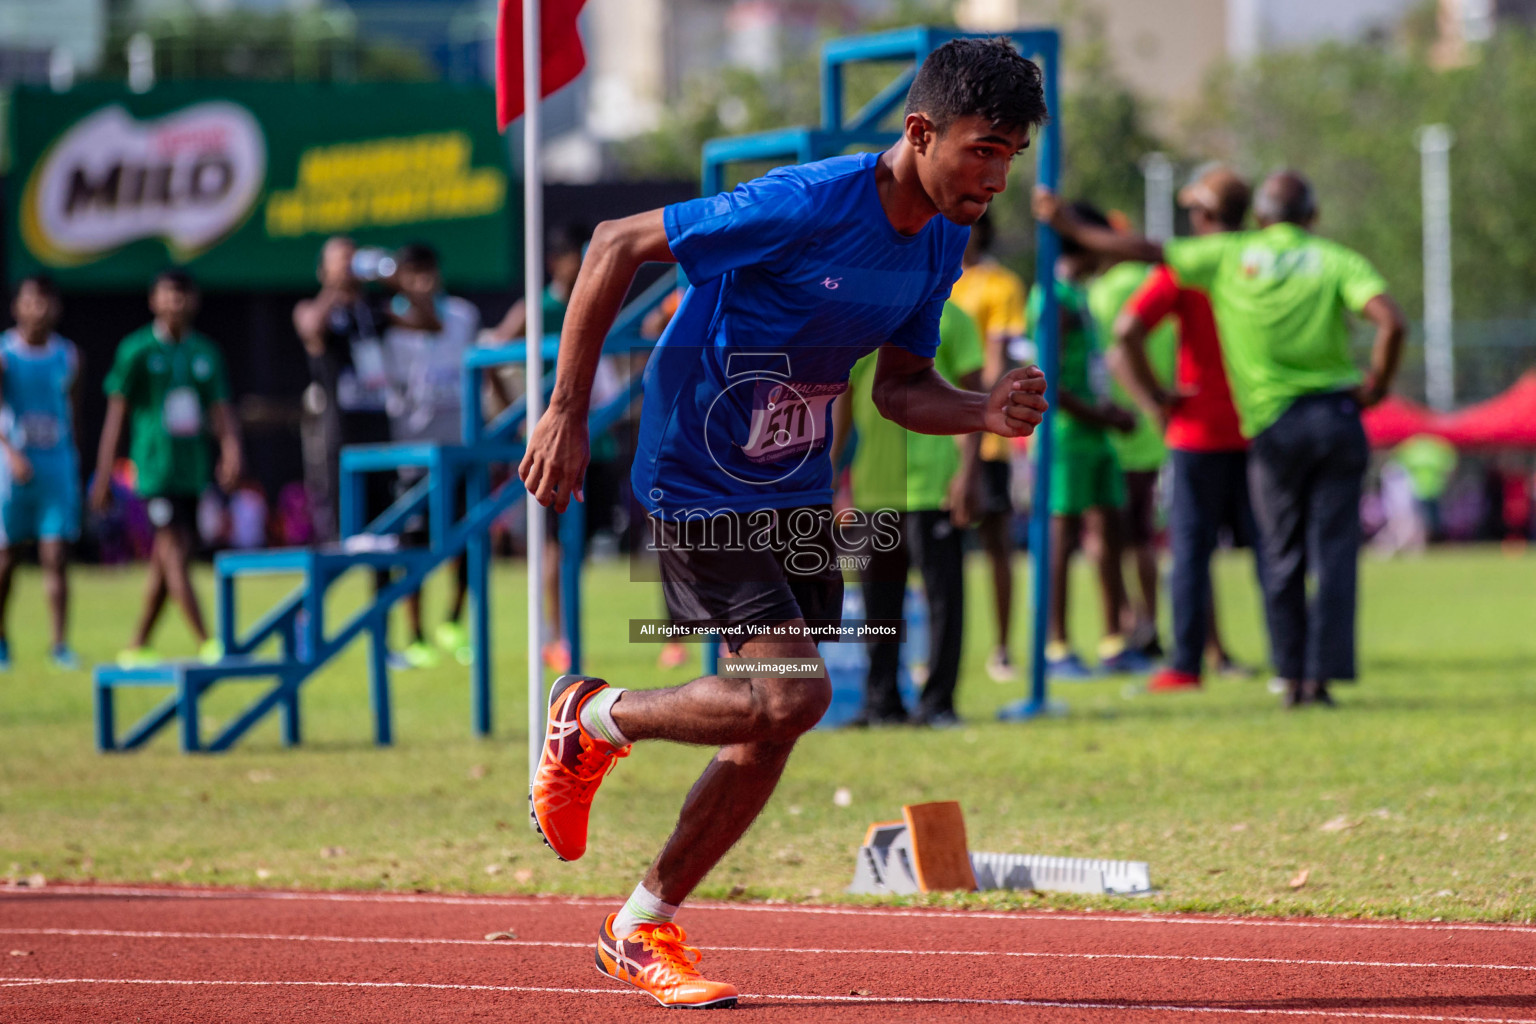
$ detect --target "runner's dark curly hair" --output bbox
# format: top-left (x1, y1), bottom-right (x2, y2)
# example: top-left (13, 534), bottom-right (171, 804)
top-left (904, 37), bottom-right (1049, 135)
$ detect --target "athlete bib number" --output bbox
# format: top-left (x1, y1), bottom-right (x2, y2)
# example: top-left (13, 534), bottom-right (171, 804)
top-left (162, 387), bottom-right (204, 437)
top-left (740, 380), bottom-right (846, 465)
top-left (16, 412), bottom-right (61, 450)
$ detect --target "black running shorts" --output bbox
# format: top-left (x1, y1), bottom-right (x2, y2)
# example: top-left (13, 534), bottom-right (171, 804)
top-left (650, 505), bottom-right (843, 655)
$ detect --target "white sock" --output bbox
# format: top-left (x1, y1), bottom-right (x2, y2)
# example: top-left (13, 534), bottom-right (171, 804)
top-left (578, 687), bottom-right (630, 748)
top-left (612, 883), bottom-right (679, 938)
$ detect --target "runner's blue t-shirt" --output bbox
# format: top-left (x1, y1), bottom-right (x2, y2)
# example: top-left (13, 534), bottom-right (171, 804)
top-left (635, 152), bottom-right (970, 517)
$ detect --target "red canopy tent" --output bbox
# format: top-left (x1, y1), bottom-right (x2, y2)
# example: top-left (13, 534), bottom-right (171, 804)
top-left (1362, 394), bottom-right (1442, 448)
top-left (1436, 371), bottom-right (1536, 449)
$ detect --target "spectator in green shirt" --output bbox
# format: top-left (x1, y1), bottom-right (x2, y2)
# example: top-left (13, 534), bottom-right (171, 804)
top-left (832, 301), bottom-right (984, 727)
top-left (1036, 171), bottom-right (1407, 707)
top-left (90, 270), bottom-right (243, 667)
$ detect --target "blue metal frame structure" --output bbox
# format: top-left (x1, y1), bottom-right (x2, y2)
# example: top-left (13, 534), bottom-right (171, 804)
top-left (92, 23), bottom-right (1065, 752)
top-left (700, 26), bottom-right (1062, 714)
top-left (92, 272), bottom-right (677, 753)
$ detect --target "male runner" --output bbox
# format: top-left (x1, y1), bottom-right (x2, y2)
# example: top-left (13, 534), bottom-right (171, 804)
top-left (520, 38), bottom-right (1049, 1008)
top-left (92, 270), bottom-right (242, 666)
top-left (0, 275), bottom-right (81, 669)
top-left (1037, 170), bottom-right (1407, 707)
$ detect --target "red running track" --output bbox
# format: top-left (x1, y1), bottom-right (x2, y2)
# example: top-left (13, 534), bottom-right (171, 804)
top-left (2, 885), bottom-right (1534, 1022)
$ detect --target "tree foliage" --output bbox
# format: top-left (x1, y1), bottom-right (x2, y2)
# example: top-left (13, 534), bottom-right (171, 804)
top-left (1186, 28), bottom-right (1536, 320)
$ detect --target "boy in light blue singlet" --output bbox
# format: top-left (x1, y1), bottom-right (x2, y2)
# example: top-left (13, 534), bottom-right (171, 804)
top-left (0, 275), bottom-right (81, 669)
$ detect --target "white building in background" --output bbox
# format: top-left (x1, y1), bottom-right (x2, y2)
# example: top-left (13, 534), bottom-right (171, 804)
top-left (956, 0), bottom-right (1535, 113)
top-left (1223, 0), bottom-right (1421, 57)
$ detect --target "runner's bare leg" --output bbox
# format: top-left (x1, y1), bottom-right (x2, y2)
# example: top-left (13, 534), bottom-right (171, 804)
top-left (611, 619), bottom-right (830, 903)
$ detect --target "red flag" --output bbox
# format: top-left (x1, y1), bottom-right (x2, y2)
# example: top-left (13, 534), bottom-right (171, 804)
top-left (496, 0), bottom-right (589, 130)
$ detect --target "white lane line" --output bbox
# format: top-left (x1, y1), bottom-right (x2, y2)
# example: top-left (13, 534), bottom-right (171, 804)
top-left (0, 883), bottom-right (1525, 937)
top-left (5, 885), bottom-right (1535, 936)
top-left (4, 928), bottom-right (1533, 974)
top-left (1, 976), bottom-right (1534, 1023)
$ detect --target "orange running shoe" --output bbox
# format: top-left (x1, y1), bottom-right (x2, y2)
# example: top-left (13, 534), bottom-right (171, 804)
top-left (529, 674), bottom-right (629, 861)
top-left (595, 913), bottom-right (739, 1009)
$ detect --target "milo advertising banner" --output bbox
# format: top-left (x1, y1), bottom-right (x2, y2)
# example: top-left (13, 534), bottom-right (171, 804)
top-left (7, 83), bottom-right (513, 290)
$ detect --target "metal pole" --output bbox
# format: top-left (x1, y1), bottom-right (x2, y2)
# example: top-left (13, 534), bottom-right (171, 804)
top-left (1417, 124), bottom-right (1455, 411)
top-left (524, 0), bottom-right (547, 785)
top-left (1140, 151), bottom-right (1174, 243)
top-left (999, 29), bottom-right (1060, 721)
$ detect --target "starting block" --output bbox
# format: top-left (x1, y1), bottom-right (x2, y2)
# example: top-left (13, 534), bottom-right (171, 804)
top-left (848, 801), bottom-right (1154, 897)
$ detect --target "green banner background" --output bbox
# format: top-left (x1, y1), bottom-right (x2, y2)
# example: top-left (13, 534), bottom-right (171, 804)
top-left (7, 82), bottom-right (516, 291)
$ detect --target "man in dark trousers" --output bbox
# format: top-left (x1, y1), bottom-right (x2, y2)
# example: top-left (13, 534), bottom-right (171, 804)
top-left (1036, 170), bottom-right (1407, 707)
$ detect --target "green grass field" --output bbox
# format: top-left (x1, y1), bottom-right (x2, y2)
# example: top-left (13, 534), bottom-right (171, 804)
top-left (1, 547), bottom-right (1533, 921)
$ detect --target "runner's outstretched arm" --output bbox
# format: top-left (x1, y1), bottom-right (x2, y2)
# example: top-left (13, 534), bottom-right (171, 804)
top-left (870, 343), bottom-right (1047, 439)
top-left (519, 210), bottom-right (675, 513)
top-left (1033, 186), bottom-right (1165, 265)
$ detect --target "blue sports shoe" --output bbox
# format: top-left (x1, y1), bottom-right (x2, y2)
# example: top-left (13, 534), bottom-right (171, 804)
top-left (50, 645), bottom-right (80, 671)
top-left (0, 637), bottom-right (10, 671)
top-left (1046, 651), bottom-right (1097, 681)
top-left (1100, 647), bottom-right (1156, 675)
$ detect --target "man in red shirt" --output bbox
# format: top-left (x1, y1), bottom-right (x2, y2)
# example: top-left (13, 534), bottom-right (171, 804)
top-left (1108, 166), bottom-right (1265, 691)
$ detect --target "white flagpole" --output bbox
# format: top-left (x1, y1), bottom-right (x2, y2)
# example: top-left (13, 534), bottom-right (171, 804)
top-left (523, 0), bottom-right (546, 785)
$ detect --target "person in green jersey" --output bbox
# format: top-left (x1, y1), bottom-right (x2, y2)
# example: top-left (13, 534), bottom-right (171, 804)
top-left (1036, 171), bottom-right (1407, 706)
top-left (1394, 433), bottom-right (1457, 541)
top-left (832, 301), bottom-right (984, 726)
top-left (1088, 257), bottom-right (1178, 659)
top-left (1029, 202), bottom-right (1145, 679)
top-left (91, 270), bottom-right (243, 666)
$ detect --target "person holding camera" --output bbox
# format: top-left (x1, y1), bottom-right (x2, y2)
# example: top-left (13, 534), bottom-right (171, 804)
top-left (292, 236), bottom-right (392, 544)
